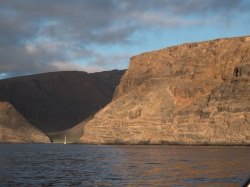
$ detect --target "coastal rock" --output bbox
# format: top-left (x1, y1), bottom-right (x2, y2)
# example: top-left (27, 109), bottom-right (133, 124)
top-left (0, 70), bottom-right (125, 134)
top-left (80, 36), bottom-right (250, 145)
top-left (0, 102), bottom-right (50, 143)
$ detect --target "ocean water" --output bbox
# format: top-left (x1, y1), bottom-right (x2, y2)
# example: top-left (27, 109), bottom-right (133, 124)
top-left (0, 144), bottom-right (249, 187)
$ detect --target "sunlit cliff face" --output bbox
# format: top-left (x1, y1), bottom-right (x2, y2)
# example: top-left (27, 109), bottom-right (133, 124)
top-left (80, 36), bottom-right (250, 145)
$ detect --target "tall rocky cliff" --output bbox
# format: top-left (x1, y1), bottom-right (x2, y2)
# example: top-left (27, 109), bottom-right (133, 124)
top-left (0, 102), bottom-right (50, 143)
top-left (80, 36), bottom-right (250, 145)
top-left (0, 70), bottom-right (125, 134)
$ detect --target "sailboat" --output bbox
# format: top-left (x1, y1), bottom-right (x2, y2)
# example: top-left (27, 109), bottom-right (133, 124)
top-left (64, 135), bottom-right (66, 144)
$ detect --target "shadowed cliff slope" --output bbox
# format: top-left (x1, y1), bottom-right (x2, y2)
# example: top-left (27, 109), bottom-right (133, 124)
top-left (51, 114), bottom-right (95, 143)
top-left (0, 102), bottom-right (50, 143)
top-left (0, 70), bottom-right (125, 134)
top-left (80, 36), bottom-right (250, 145)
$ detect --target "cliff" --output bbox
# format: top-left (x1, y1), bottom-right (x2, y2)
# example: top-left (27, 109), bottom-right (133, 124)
top-left (0, 70), bottom-right (125, 134)
top-left (0, 102), bottom-right (50, 143)
top-left (80, 36), bottom-right (250, 145)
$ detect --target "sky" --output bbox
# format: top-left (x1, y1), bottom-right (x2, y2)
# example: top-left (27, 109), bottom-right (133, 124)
top-left (0, 0), bottom-right (250, 79)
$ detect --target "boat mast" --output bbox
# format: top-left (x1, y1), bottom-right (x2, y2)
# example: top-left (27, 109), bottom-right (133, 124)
top-left (64, 135), bottom-right (66, 144)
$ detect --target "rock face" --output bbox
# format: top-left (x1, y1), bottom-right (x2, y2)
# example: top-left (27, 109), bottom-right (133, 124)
top-left (0, 102), bottom-right (50, 143)
top-left (80, 36), bottom-right (250, 145)
top-left (0, 70), bottom-right (125, 133)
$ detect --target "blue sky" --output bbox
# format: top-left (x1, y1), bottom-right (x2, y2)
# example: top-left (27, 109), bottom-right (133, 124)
top-left (0, 0), bottom-right (249, 79)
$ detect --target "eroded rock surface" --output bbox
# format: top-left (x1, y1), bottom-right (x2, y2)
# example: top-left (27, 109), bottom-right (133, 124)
top-left (0, 102), bottom-right (50, 143)
top-left (80, 36), bottom-right (250, 145)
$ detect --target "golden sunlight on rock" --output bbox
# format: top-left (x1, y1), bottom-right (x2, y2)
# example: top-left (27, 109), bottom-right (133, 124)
top-left (79, 36), bottom-right (250, 145)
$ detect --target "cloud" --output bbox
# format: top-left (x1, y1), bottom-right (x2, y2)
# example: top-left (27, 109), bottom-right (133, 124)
top-left (91, 53), bottom-right (131, 69)
top-left (0, 0), bottom-right (249, 79)
top-left (51, 61), bottom-right (104, 73)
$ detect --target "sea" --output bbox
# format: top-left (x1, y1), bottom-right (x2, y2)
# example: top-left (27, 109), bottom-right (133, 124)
top-left (0, 144), bottom-right (249, 187)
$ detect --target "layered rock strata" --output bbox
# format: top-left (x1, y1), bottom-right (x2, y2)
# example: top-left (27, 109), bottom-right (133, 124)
top-left (0, 102), bottom-right (50, 143)
top-left (80, 36), bottom-right (250, 145)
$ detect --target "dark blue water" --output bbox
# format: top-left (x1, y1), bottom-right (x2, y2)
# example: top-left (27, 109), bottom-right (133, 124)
top-left (0, 144), bottom-right (249, 187)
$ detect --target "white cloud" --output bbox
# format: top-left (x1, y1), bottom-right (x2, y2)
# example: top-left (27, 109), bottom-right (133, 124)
top-left (51, 61), bottom-right (105, 73)
top-left (131, 12), bottom-right (209, 27)
top-left (0, 0), bottom-right (249, 79)
top-left (25, 44), bottom-right (37, 54)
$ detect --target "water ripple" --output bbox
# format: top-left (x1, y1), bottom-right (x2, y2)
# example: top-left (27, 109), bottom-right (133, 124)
top-left (0, 144), bottom-right (249, 186)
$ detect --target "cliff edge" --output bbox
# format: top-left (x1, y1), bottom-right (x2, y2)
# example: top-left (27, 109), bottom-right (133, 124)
top-left (80, 36), bottom-right (250, 145)
top-left (0, 102), bottom-right (50, 143)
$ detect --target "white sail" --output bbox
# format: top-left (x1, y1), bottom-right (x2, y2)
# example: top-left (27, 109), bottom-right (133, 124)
top-left (64, 135), bottom-right (66, 144)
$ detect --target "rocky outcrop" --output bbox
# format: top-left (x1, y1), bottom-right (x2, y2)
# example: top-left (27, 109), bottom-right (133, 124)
top-left (0, 102), bottom-right (50, 143)
top-left (0, 70), bottom-right (125, 134)
top-left (79, 36), bottom-right (250, 145)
